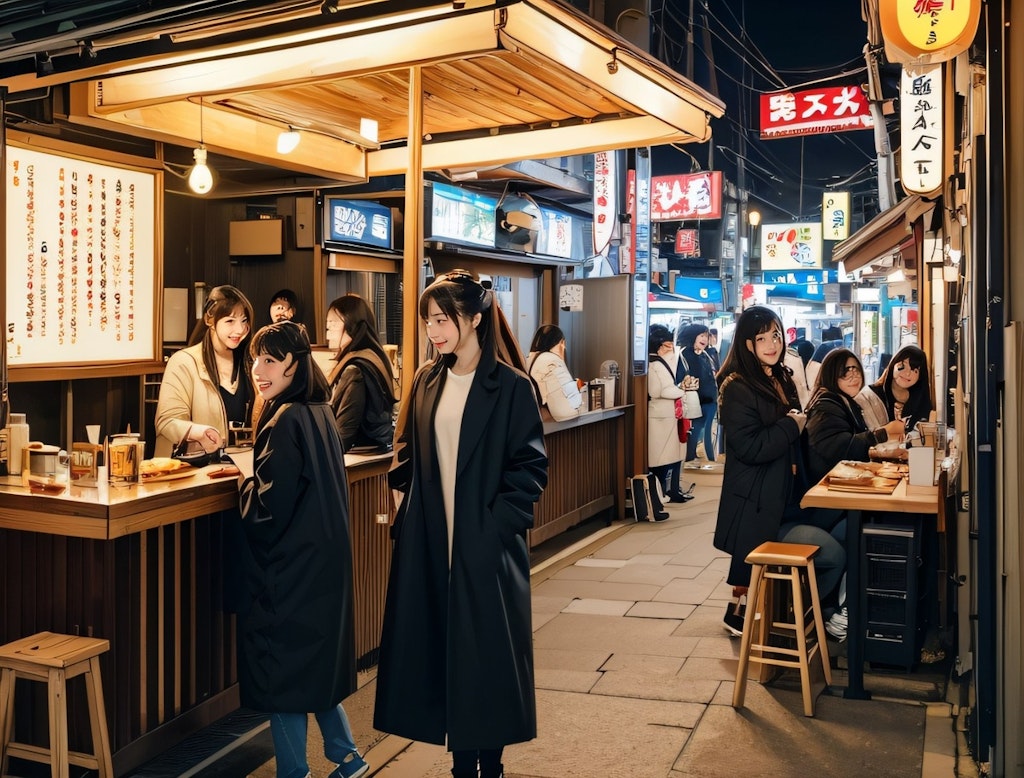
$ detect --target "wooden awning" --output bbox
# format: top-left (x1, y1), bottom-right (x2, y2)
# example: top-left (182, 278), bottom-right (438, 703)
top-left (27, 0), bottom-right (728, 186)
top-left (832, 194), bottom-right (935, 273)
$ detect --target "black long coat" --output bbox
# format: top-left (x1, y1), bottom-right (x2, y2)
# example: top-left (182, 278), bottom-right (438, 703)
top-left (713, 373), bottom-right (805, 587)
top-left (237, 402), bottom-right (357, 712)
top-left (373, 349), bottom-right (548, 750)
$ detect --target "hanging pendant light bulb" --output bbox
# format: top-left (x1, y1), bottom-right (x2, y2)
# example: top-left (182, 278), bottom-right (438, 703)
top-left (277, 127), bottom-right (301, 154)
top-left (188, 146), bottom-right (214, 194)
top-left (188, 96), bottom-right (215, 194)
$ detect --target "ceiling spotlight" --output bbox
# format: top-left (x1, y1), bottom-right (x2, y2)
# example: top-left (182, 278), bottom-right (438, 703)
top-left (277, 128), bottom-right (301, 154)
top-left (188, 147), bottom-right (214, 194)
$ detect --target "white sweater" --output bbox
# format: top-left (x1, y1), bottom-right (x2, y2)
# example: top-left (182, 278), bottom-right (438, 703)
top-left (527, 351), bottom-right (583, 421)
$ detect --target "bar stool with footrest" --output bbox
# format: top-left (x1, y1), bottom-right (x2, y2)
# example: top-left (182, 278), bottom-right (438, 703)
top-left (0, 631), bottom-right (113, 778)
top-left (732, 541), bottom-right (832, 717)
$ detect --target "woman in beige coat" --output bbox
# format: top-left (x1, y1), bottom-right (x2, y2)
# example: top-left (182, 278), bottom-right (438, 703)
top-left (648, 324), bottom-right (686, 502)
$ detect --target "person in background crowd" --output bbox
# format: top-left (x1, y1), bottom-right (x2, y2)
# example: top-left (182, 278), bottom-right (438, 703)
top-left (527, 324), bottom-right (584, 422)
top-left (648, 324), bottom-right (687, 506)
top-left (785, 342), bottom-right (812, 410)
top-left (676, 323), bottom-right (718, 463)
top-left (713, 306), bottom-right (811, 637)
top-left (325, 294), bottom-right (398, 453)
top-left (269, 288), bottom-right (297, 323)
top-left (240, 321), bottom-right (368, 778)
top-left (706, 328), bottom-right (722, 372)
top-left (805, 328), bottom-right (845, 392)
top-left (156, 284), bottom-right (257, 613)
top-left (856, 343), bottom-right (934, 433)
top-left (789, 327), bottom-right (815, 367)
top-left (804, 348), bottom-right (906, 640)
top-left (374, 269), bottom-right (548, 778)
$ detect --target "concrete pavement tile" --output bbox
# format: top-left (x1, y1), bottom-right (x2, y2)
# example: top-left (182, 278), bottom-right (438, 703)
top-left (573, 556), bottom-right (626, 568)
top-left (600, 652), bottom-right (686, 673)
top-left (533, 610), bottom-right (559, 630)
top-left (563, 598), bottom-right (633, 616)
top-left (591, 529), bottom-right (677, 559)
top-left (531, 593), bottom-right (574, 613)
top-left (624, 552), bottom-right (676, 565)
top-left (593, 671), bottom-right (719, 708)
top-left (628, 601), bottom-right (696, 620)
top-left (550, 564), bottom-right (616, 581)
top-left (674, 685), bottom-right (925, 778)
top-left (505, 689), bottom-right (697, 778)
top-left (653, 577), bottom-right (719, 605)
top-left (534, 612), bottom-right (696, 657)
top-left (532, 577), bottom-right (661, 602)
top-left (605, 563), bottom-right (690, 586)
top-left (688, 635), bottom-right (745, 660)
top-left (535, 647), bottom-right (611, 672)
top-left (534, 667), bottom-right (602, 693)
top-left (677, 655), bottom-right (740, 682)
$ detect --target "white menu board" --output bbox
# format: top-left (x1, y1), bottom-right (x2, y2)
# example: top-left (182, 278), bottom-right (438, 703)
top-left (6, 144), bottom-right (157, 367)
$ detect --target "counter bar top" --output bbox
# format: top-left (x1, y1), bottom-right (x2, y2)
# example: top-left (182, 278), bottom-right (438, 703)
top-left (0, 452), bottom-right (392, 540)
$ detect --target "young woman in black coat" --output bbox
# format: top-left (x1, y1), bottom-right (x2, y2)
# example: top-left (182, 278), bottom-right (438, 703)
top-left (374, 270), bottom-right (549, 778)
top-left (713, 306), bottom-right (809, 636)
top-left (240, 321), bottom-right (367, 778)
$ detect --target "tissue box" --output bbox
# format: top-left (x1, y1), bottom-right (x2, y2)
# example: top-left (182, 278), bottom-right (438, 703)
top-left (907, 446), bottom-right (937, 488)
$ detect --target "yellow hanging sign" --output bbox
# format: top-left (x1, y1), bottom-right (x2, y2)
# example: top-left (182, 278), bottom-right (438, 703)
top-left (879, 0), bottom-right (981, 63)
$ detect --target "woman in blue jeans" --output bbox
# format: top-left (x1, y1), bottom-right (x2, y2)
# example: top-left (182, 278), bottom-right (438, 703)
top-left (676, 323), bottom-right (718, 462)
top-left (239, 322), bottom-right (369, 778)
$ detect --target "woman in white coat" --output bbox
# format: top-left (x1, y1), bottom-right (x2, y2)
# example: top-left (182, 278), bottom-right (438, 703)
top-left (648, 324), bottom-right (687, 502)
top-left (526, 325), bottom-right (583, 422)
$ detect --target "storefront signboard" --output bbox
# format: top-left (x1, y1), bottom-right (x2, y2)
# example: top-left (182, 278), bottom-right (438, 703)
top-left (822, 191), bottom-right (851, 240)
top-left (899, 63), bottom-right (944, 195)
top-left (879, 0), bottom-right (981, 63)
top-left (592, 150), bottom-right (616, 256)
top-left (675, 229), bottom-right (699, 256)
top-left (759, 86), bottom-right (873, 139)
top-left (650, 171), bottom-right (722, 221)
top-left (5, 144), bottom-right (158, 367)
top-left (760, 223), bottom-right (824, 270)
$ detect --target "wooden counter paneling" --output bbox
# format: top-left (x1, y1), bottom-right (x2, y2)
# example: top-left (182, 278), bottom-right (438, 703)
top-left (531, 408), bottom-right (626, 547)
top-left (0, 454), bottom-right (394, 775)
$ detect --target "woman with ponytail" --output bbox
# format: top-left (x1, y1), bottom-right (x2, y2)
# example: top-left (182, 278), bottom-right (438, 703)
top-left (374, 270), bottom-right (549, 778)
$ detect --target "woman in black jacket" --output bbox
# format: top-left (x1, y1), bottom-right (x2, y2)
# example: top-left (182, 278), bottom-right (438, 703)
top-left (713, 306), bottom-right (809, 636)
top-left (325, 294), bottom-right (398, 453)
top-left (676, 322), bottom-right (719, 462)
top-left (374, 270), bottom-right (548, 778)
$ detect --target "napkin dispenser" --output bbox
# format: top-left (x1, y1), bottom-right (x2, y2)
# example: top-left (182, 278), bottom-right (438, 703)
top-left (907, 446), bottom-right (936, 487)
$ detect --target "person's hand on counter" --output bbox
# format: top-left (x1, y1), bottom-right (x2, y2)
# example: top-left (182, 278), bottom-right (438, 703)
top-left (189, 424), bottom-right (224, 452)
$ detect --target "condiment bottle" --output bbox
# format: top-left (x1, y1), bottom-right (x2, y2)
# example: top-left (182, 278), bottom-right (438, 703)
top-left (7, 413), bottom-right (30, 477)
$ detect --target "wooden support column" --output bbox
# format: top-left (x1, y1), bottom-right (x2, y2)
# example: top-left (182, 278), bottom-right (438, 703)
top-left (402, 66), bottom-right (424, 402)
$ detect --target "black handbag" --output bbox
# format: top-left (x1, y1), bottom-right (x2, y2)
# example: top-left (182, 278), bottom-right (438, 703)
top-left (172, 426), bottom-right (224, 468)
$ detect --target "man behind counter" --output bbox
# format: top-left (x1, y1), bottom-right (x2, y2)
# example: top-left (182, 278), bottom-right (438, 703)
top-left (269, 288), bottom-right (297, 323)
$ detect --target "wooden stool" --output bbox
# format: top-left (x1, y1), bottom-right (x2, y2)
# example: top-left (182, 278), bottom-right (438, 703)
top-left (732, 541), bottom-right (832, 717)
top-left (0, 631), bottom-right (113, 778)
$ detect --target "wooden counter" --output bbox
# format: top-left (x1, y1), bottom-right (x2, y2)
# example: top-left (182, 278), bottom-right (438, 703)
top-left (0, 453), bottom-right (392, 776)
top-left (531, 406), bottom-right (627, 547)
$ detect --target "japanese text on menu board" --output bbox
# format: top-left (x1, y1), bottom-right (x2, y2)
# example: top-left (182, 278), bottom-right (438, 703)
top-left (6, 146), bottom-right (156, 366)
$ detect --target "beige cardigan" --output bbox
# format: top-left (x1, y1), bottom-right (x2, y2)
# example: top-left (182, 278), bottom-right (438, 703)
top-left (154, 344), bottom-right (228, 457)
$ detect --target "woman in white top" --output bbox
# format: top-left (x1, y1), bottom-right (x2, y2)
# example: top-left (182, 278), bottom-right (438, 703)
top-left (374, 269), bottom-right (548, 778)
top-left (527, 324), bottom-right (583, 421)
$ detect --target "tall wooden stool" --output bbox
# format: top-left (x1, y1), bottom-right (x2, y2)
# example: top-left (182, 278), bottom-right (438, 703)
top-left (0, 631), bottom-right (113, 778)
top-left (732, 541), bottom-right (832, 717)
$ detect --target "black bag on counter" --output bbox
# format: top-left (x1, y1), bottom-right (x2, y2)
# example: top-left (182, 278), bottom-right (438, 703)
top-left (172, 427), bottom-right (224, 468)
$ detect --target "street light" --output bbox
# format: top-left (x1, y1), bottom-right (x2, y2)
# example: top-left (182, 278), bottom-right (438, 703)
top-left (747, 209), bottom-right (761, 266)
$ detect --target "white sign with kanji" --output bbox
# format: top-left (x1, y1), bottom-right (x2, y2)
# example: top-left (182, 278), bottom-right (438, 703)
top-left (900, 63), bottom-right (944, 195)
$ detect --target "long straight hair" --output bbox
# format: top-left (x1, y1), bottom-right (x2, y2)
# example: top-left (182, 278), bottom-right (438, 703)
top-left (717, 305), bottom-right (796, 403)
top-left (418, 269), bottom-right (526, 373)
top-left (189, 284), bottom-right (255, 390)
top-left (328, 293), bottom-right (396, 386)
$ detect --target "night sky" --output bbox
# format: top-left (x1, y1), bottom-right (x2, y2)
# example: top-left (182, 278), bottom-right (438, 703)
top-left (650, 0), bottom-right (884, 228)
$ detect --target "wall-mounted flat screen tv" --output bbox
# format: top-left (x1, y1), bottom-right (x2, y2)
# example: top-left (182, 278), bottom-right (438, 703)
top-left (426, 182), bottom-right (497, 248)
top-left (320, 195), bottom-right (393, 252)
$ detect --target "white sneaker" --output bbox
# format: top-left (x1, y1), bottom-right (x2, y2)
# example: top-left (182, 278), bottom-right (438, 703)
top-left (825, 606), bottom-right (848, 641)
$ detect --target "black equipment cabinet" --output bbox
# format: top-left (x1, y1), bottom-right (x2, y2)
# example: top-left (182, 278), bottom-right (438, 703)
top-left (862, 521), bottom-right (922, 669)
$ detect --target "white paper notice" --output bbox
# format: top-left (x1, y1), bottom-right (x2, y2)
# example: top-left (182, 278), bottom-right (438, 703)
top-left (227, 448), bottom-right (254, 480)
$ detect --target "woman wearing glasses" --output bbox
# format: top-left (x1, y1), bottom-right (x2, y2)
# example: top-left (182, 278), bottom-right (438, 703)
top-left (856, 343), bottom-right (934, 432)
top-left (374, 270), bottom-right (548, 778)
top-left (804, 348), bottom-right (905, 640)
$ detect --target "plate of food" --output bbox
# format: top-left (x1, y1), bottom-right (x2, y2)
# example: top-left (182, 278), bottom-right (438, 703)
top-left (826, 461), bottom-right (876, 487)
top-left (140, 457), bottom-right (196, 482)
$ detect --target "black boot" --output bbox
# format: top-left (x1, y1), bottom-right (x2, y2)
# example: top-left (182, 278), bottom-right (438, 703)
top-left (480, 766), bottom-right (503, 778)
top-left (646, 473), bottom-right (670, 520)
top-left (630, 475), bottom-right (651, 521)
